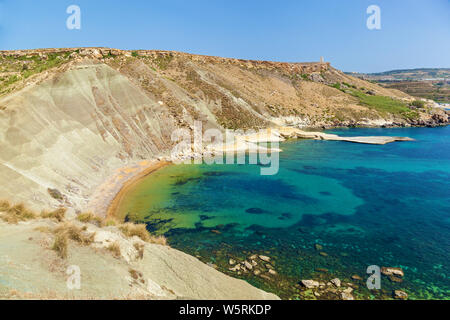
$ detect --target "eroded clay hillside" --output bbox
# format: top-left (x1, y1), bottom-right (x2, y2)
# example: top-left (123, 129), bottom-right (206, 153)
top-left (0, 48), bottom-right (448, 212)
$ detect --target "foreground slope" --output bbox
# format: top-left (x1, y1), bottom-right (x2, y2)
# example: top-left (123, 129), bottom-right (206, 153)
top-left (0, 210), bottom-right (277, 300)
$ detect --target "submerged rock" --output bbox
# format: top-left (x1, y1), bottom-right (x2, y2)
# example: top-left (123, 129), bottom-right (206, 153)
top-left (244, 261), bottom-right (253, 270)
top-left (259, 255), bottom-right (271, 262)
top-left (343, 287), bottom-right (353, 294)
top-left (229, 265), bottom-right (241, 272)
top-left (389, 275), bottom-right (403, 283)
top-left (314, 243), bottom-right (323, 251)
top-left (301, 280), bottom-right (320, 289)
top-left (351, 275), bottom-right (363, 281)
top-left (229, 258), bottom-right (236, 265)
top-left (381, 267), bottom-right (404, 277)
top-left (331, 278), bottom-right (341, 287)
top-left (393, 290), bottom-right (408, 300)
top-left (341, 291), bottom-right (354, 300)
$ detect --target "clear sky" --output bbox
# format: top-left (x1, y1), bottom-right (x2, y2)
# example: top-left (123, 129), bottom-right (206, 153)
top-left (0, 0), bottom-right (449, 73)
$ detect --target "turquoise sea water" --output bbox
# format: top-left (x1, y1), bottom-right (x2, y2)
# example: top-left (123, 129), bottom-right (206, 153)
top-left (120, 126), bottom-right (450, 299)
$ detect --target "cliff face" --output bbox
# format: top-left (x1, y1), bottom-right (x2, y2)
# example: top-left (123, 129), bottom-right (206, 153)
top-left (0, 48), bottom-right (448, 212)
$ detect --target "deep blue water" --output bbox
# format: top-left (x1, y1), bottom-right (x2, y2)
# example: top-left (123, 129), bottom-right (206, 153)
top-left (122, 126), bottom-right (450, 299)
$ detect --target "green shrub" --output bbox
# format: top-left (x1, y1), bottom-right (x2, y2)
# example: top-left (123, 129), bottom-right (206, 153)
top-left (410, 100), bottom-right (425, 108)
top-left (331, 83), bottom-right (341, 90)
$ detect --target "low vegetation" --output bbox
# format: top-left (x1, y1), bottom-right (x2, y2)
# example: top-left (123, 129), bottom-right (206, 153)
top-left (119, 222), bottom-right (167, 245)
top-left (327, 82), bottom-right (421, 120)
top-left (348, 88), bottom-right (419, 120)
top-left (77, 212), bottom-right (103, 225)
top-left (0, 202), bottom-right (37, 223)
top-left (54, 223), bottom-right (95, 246)
top-left (40, 208), bottom-right (66, 222)
top-left (410, 100), bottom-right (425, 108)
top-left (152, 53), bottom-right (174, 70)
top-left (107, 242), bottom-right (122, 258)
top-left (50, 222), bottom-right (95, 259)
top-left (52, 232), bottom-right (68, 259)
top-left (1, 200), bottom-right (168, 261)
top-left (0, 51), bottom-right (76, 95)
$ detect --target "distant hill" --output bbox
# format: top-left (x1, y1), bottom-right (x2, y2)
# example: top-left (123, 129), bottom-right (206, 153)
top-left (346, 68), bottom-right (450, 81)
top-left (346, 68), bottom-right (450, 103)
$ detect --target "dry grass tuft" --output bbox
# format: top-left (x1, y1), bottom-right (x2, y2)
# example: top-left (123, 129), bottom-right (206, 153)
top-left (148, 235), bottom-right (167, 246)
top-left (54, 223), bottom-right (95, 246)
top-left (107, 242), bottom-right (121, 258)
top-left (0, 202), bottom-right (37, 223)
top-left (77, 212), bottom-right (103, 225)
top-left (52, 232), bottom-right (68, 259)
top-left (41, 208), bottom-right (66, 222)
top-left (119, 222), bottom-right (168, 245)
top-left (0, 199), bottom-right (11, 211)
top-left (119, 223), bottom-right (151, 242)
top-left (102, 217), bottom-right (119, 227)
top-left (50, 222), bottom-right (96, 259)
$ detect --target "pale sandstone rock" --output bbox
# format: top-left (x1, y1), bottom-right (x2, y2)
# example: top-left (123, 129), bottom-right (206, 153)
top-left (301, 280), bottom-right (320, 288)
top-left (331, 278), bottom-right (341, 287)
top-left (381, 267), bottom-right (404, 277)
top-left (341, 292), bottom-right (354, 300)
top-left (394, 290), bottom-right (408, 300)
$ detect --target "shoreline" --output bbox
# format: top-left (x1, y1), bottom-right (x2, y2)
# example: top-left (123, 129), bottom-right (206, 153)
top-left (105, 160), bottom-right (171, 221)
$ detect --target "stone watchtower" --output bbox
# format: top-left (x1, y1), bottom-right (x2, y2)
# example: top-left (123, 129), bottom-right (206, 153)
top-left (320, 56), bottom-right (324, 63)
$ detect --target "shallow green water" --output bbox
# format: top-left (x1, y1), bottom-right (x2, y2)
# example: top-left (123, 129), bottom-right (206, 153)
top-left (119, 126), bottom-right (450, 299)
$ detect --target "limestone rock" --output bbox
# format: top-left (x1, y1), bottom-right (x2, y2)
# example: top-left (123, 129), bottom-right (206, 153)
top-left (244, 261), bottom-right (253, 270)
top-left (331, 278), bottom-right (341, 287)
top-left (394, 290), bottom-right (408, 300)
top-left (341, 292), bottom-right (354, 300)
top-left (381, 267), bottom-right (404, 277)
top-left (351, 275), bottom-right (363, 281)
top-left (301, 280), bottom-right (320, 289)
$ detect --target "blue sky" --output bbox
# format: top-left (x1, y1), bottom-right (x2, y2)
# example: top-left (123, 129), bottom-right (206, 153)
top-left (0, 0), bottom-right (449, 72)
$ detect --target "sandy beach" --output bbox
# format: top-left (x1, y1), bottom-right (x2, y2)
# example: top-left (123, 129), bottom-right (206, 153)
top-left (88, 160), bottom-right (170, 220)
